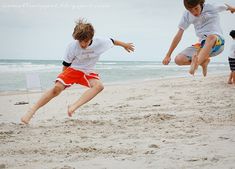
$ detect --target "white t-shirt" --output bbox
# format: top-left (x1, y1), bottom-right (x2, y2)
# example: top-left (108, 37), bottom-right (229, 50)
top-left (229, 41), bottom-right (235, 59)
top-left (178, 3), bottom-right (227, 41)
top-left (63, 37), bottom-right (114, 73)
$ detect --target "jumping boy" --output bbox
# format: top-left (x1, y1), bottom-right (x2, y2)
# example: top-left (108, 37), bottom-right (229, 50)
top-left (21, 19), bottom-right (134, 124)
top-left (228, 30), bottom-right (235, 84)
top-left (162, 0), bottom-right (235, 76)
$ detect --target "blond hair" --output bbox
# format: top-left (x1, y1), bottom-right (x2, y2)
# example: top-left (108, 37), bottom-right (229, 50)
top-left (72, 19), bottom-right (94, 41)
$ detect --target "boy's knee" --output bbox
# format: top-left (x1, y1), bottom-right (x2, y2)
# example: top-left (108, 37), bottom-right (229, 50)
top-left (175, 55), bottom-right (183, 65)
top-left (93, 83), bottom-right (104, 92)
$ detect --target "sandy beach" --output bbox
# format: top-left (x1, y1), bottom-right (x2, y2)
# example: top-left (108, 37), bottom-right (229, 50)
top-left (0, 75), bottom-right (235, 169)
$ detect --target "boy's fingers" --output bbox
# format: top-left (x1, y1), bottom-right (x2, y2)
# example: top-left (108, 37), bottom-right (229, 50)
top-left (127, 46), bottom-right (134, 52)
top-left (128, 43), bottom-right (134, 47)
top-left (126, 48), bottom-right (130, 52)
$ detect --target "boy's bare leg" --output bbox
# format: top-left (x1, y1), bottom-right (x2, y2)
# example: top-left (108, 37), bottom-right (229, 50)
top-left (228, 72), bottom-right (233, 84)
top-left (189, 35), bottom-right (217, 75)
top-left (68, 79), bottom-right (104, 117)
top-left (200, 57), bottom-right (210, 77)
top-left (21, 82), bottom-right (65, 124)
top-left (189, 54), bottom-right (199, 75)
top-left (232, 71), bottom-right (235, 85)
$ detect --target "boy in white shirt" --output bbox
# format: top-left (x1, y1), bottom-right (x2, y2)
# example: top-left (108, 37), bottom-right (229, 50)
top-left (21, 19), bottom-right (134, 124)
top-left (228, 30), bottom-right (235, 84)
top-left (162, 0), bottom-right (235, 76)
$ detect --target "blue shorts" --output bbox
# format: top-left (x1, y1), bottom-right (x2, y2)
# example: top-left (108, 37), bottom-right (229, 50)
top-left (179, 35), bottom-right (225, 61)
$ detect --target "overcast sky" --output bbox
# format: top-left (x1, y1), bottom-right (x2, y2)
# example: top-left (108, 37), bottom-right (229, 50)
top-left (0, 0), bottom-right (234, 62)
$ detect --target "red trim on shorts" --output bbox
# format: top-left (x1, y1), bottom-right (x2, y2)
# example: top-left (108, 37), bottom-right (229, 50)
top-left (56, 67), bottom-right (99, 88)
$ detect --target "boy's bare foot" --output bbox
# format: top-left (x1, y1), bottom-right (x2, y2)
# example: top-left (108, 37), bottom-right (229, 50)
top-left (67, 105), bottom-right (75, 117)
top-left (21, 109), bottom-right (34, 124)
top-left (201, 58), bottom-right (210, 77)
top-left (228, 81), bottom-right (232, 84)
top-left (189, 55), bottom-right (198, 75)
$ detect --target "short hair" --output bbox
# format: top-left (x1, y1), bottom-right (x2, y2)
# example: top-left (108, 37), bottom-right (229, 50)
top-left (183, 0), bottom-right (205, 9)
top-left (72, 19), bottom-right (94, 41)
top-left (230, 30), bottom-right (235, 38)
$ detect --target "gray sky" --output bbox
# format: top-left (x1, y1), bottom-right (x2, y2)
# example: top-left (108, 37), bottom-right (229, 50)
top-left (0, 0), bottom-right (234, 62)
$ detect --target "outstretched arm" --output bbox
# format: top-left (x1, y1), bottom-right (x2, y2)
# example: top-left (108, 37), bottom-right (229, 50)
top-left (113, 40), bottom-right (135, 53)
top-left (162, 28), bottom-right (184, 65)
top-left (225, 4), bottom-right (235, 13)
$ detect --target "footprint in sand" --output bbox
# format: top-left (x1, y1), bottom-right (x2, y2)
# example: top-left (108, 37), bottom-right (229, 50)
top-left (0, 130), bottom-right (14, 140)
top-left (148, 144), bottom-right (160, 148)
top-left (218, 136), bottom-right (230, 140)
top-left (53, 165), bottom-right (75, 169)
top-left (0, 164), bottom-right (6, 169)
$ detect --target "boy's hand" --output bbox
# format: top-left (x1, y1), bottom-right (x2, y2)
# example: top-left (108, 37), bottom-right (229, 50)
top-left (225, 4), bottom-right (235, 13)
top-left (123, 43), bottom-right (135, 53)
top-left (113, 40), bottom-right (134, 53)
top-left (162, 56), bottom-right (171, 65)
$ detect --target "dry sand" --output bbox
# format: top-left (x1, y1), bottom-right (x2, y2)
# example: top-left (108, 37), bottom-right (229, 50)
top-left (0, 75), bottom-right (235, 169)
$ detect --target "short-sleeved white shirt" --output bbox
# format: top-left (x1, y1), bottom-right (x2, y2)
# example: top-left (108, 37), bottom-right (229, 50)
top-left (63, 37), bottom-right (114, 73)
top-left (178, 3), bottom-right (227, 41)
top-left (229, 41), bottom-right (235, 59)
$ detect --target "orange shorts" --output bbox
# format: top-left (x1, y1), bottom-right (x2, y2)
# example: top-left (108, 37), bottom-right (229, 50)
top-left (56, 67), bottom-right (99, 88)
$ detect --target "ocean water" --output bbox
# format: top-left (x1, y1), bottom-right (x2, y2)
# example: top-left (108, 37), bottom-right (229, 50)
top-left (0, 59), bottom-right (230, 92)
